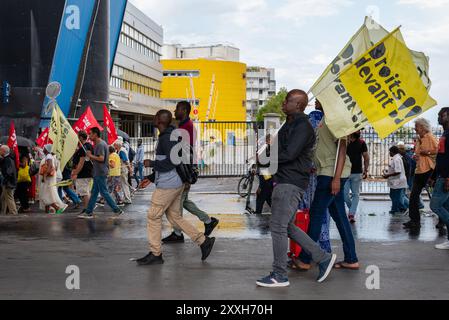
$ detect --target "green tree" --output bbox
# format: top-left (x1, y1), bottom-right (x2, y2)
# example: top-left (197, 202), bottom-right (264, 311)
top-left (256, 87), bottom-right (288, 122)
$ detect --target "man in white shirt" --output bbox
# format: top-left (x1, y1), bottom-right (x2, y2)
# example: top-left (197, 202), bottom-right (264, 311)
top-left (383, 146), bottom-right (409, 214)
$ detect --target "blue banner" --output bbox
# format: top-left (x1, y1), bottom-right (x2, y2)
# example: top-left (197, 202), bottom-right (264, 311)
top-left (110, 0), bottom-right (128, 73)
top-left (41, 0), bottom-right (97, 124)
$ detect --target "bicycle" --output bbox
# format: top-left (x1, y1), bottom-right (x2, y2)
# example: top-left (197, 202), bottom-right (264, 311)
top-left (237, 163), bottom-right (257, 198)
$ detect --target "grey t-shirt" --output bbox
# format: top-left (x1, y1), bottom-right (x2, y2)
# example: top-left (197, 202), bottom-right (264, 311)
top-left (92, 140), bottom-right (109, 177)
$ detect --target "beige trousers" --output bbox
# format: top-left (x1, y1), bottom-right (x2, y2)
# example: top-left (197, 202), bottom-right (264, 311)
top-left (147, 186), bottom-right (205, 256)
top-left (1, 187), bottom-right (18, 215)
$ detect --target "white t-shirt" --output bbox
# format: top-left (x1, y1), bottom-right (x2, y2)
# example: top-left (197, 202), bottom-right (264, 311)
top-left (387, 154), bottom-right (408, 189)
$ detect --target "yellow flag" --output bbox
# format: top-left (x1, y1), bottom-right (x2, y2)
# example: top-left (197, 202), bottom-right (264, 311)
top-left (48, 104), bottom-right (79, 171)
top-left (311, 17), bottom-right (432, 138)
top-left (340, 28), bottom-right (437, 139)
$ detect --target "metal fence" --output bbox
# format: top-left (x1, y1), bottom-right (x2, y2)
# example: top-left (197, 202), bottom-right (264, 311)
top-left (129, 121), bottom-right (258, 177)
top-left (362, 126), bottom-right (443, 177)
top-left (128, 121), bottom-right (444, 192)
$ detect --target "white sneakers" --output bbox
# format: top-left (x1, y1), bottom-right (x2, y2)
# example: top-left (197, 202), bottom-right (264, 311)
top-left (435, 241), bottom-right (449, 250)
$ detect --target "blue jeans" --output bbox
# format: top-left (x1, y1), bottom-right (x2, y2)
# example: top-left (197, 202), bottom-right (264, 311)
top-left (134, 162), bottom-right (144, 185)
top-left (430, 178), bottom-right (449, 240)
top-left (58, 186), bottom-right (81, 205)
top-left (344, 173), bottom-right (362, 216)
top-left (299, 176), bottom-right (358, 264)
top-left (390, 188), bottom-right (408, 213)
top-left (86, 176), bottom-right (120, 214)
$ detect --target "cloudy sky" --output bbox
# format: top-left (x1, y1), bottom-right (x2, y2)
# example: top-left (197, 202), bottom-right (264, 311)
top-left (131, 0), bottom-right (449, 123)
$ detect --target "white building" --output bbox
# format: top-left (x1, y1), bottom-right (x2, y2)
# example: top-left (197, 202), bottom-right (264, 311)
top-left (246, 67), bottom-right (276, 121)
top-left (109, 2), bottom-right (164, 137)
top-left (162, 44), bottom-right (240, 61)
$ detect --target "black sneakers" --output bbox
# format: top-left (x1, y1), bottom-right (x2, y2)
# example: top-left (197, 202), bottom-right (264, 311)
top-left (403, 221), bottom-right (421, 229)
top-left (136, 252), bottom-right (164, 266)
top-left (162, 232), bottom-right (185, 243)
top-left (204, 217), bottom-right (219, 236)
top-left (200, 236), bottom-right (216, 261)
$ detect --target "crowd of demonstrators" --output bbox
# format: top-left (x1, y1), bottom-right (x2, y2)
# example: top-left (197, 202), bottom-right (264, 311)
top-left (403, 118), bottom-right (439, 229)
top-left (344, 130), bottom-right (370, 223)
top-left (430, 108), bottom-right (449, 250)
top-left (136, 109), bottom-right (216, 266)
top-left (162, 101), bottom-right (219, 244)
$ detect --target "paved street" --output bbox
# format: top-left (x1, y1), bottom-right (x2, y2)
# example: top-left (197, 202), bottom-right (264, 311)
top-left (0, 178), bottom-right (448, 300)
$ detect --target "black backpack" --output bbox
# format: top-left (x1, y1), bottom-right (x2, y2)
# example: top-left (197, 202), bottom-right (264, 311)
top-left (128, 147), bottom-right (136, 163)
top-left (176, 163), bottom-right (199, 185)
top-left (175, 143), bottom-right (199, 185)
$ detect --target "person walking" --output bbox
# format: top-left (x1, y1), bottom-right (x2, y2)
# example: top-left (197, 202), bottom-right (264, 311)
top-left (297, 99), bottom-right (359, 272)
top-left (77, 127), bottom-right (123, 219)
top-left (71, 131), bottom-right (94, 212)
top-left (404, 118), bottom-right (438, 229)
top-left (0, 145), bottom-right (18, 215)
top-left (384, 146), bottom-right (409, 214)
top-left (38, 145), bottom-right (67, 214)
top-left (114, 140), bottom-right (133, 205)
top-left (256, 91), bottom-right (337, 288)
top-left (255, 134), bottom-right (274, 215)
top-left (58, 162), bottom-right (82, 209)
top-left (133, 139), bottom-right (144, 186)
top-left (430, 108), bottom-right (449, 250)
top-left (16, 155), bottom-right (32, 213)
top-left (108, 145), bottom-right (124, 205)
top-left (136, 110), bottom-right (215, 265)
top-left (344, 131), bottom-right (370, 223)
top-left (162, 101), bottom-right (219, 243)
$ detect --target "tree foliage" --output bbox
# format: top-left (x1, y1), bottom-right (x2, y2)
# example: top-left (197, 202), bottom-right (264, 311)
top-left (256, 87), bottom-right (288, 122)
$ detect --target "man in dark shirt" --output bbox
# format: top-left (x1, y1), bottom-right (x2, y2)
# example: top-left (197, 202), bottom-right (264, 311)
top-left (344, 131), bottom-right (369, 223)
top-left (430, 107), bottom-right (449, 250)
top-left (256, 90), bottom-right (336, 288)
top-left (71, 131), bottom-right (94, 212)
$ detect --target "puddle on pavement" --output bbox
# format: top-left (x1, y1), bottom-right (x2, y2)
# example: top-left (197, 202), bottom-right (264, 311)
top-left (0, 208), bottom-right (446, 243)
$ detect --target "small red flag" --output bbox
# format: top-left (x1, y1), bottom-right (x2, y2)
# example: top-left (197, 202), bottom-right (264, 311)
top-left (7, 121), bottom-right (20, 168)
top-left (72, 106), bottom-right (103, 134)
top-left (103, 105), bottom-right (118, 145)
top-left (36, 127), bottom-right (52, 148)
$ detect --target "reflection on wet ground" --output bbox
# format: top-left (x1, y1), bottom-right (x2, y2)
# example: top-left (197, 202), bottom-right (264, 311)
top-left (0, 192), bottom-right (446, 243)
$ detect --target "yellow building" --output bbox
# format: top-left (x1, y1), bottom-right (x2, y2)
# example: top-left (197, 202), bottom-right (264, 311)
top-left (161, 59), bottom-right (247, 122)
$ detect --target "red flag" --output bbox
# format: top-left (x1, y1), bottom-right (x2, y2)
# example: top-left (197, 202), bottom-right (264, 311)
top-left (103, 105), bottom-right (118, 145)
top-left (7, 121), bottom-right (20, 168)
top-left (72, 106), bottom-right (103, 134)
top-left (36, 127), bottom-right (52, 148)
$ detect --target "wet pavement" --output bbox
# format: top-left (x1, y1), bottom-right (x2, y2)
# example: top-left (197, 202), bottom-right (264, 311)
top-left (0, 178), bottom-right (448, 300)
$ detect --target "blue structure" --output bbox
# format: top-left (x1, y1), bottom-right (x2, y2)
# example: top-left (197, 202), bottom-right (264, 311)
top-left (0, 0), bottom-right (128, 137)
